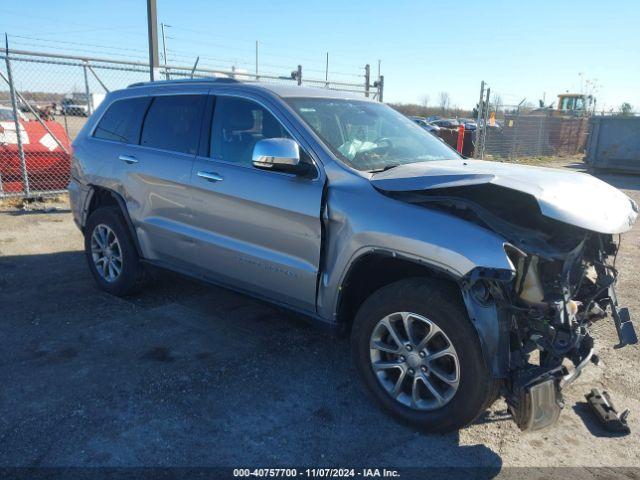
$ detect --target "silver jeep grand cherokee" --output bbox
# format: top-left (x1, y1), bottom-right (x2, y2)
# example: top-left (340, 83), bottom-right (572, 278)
top-left (69, 78), bottom-right (638, 433)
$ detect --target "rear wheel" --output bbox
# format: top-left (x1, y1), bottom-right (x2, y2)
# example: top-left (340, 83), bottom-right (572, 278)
top-left (84, 206), bottom-right (145, 296)
top-left (351, 277), bottom-right (498, 433)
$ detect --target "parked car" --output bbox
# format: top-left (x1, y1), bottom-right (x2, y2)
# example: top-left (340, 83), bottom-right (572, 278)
top-left (430, 118), bottom-right (460, 129)
top-left (0, 105), bottom-right (28, 122)
top-left (457, 118), bottom-right (477, 131)
top-left (61, 100), bottom-right (89, 116)
top-left (409, 116), bottom-right (440, 134)
top-left (69, 79), bottom-right (638, 433)
top-left (61, 93), bottom-right (105, 116)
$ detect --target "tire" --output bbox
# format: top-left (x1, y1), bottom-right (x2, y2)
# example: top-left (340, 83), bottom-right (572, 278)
top-left (351, 277), bottom-right (499, 433)
top-left (84, 206), bottom-right (145, 296)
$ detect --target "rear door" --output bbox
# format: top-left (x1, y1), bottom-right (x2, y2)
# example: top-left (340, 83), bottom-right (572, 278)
top-left (187, 92), bottom-right (325, 312)
top-left (112, 91), bottom-right (206, 269)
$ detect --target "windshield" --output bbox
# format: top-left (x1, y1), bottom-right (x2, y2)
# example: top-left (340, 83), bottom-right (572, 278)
top-left (287, 98), bottom-right (459, 172)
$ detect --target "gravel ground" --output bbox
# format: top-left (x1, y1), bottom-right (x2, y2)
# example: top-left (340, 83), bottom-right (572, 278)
top-left (0, 163), bottom-right (638, 478)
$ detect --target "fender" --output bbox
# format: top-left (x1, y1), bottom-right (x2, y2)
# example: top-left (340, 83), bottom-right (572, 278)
top-left (84, 185), bottom-right (143, 257)
top-left (334, 249), bottom-right (512, 378)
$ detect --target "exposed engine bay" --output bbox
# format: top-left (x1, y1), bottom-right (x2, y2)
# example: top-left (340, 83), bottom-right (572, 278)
top-left (383, 182), bottom-right (638, 431)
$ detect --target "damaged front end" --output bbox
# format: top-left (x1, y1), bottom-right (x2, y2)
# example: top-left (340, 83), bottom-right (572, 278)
top-left (499, 231), bottom-right (624, 431)
top-left (386, 182), bottom-right (638, 431)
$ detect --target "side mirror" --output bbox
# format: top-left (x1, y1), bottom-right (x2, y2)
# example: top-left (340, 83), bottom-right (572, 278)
top-left (252, 138), bottom-right (305, 173)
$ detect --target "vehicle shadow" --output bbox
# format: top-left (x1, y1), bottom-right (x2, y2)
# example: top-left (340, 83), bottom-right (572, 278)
top-left (0, 249), bottom-right (505, 474)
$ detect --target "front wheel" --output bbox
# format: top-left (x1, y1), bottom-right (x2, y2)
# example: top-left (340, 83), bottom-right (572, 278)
top-left (351, 278), bottom-right (499, 433)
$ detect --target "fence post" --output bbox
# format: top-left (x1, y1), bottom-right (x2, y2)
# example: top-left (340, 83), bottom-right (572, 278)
top-left (536, 114), bottom-right (545, 156)
top-left (474, 81), bottom-right (485, 157)
top-left (4, 49), bottom-right (29, 196)
top-left (377, 75), bottom-right (384, 102)
top-left (62, 108), bottom-right (69, 137)
top-left (297, 65), bottom-right (302, 86)
top-left (364, 64), bottom-right (370, 98)
top-left (480, 87), bottom-right (490, 159)
top-left (510, 108), bottom-right (521, 159)
top-left (83, 60), bottom-right (92, 115)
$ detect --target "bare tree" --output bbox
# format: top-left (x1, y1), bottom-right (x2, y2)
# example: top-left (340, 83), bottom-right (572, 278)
top-left (491, 94), bottom-right (503, 114)
top-left (439, 91), bottom-right (450, 114)
top-left (420, 95), bottom-right (430, 109)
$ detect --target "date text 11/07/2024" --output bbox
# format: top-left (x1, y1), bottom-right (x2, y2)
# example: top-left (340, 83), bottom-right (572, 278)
top-left (232, 468), bottom-right (400, 478)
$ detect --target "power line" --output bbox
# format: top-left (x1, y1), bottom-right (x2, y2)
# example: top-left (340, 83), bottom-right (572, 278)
top-left (168, 24), bottom-right (371, 69)
top-left (8, 34), bottom-right (149, 55)
top-left (0, 8), bottom-right (144, 36)
top-left (5, 32), bottom-right (367, 80)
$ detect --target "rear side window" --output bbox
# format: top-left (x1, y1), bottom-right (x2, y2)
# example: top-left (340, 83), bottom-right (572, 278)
top-left (93, 97), bottom-right (150, 144)
top-left (140, 95), bottom-right (205, 154)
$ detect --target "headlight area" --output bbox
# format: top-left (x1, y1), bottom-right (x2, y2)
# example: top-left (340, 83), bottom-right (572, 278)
top-left (462, 235), bottom-right (637, 431)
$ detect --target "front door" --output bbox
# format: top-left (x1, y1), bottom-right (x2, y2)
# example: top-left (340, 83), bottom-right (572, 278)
top-left (187, 94), bottom-right (324, 312)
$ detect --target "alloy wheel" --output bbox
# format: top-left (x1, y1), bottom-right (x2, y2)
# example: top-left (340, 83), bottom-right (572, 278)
top-left (90, 224), bottom-right (123, 283)
top-left (369, 311), bottom-right (460, 410)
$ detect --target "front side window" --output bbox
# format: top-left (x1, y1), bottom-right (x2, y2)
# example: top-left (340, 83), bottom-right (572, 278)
top-left (140, 95), bottom-right (205, 154)
top-left (287, 98), bottom-right (459, 172)
top-left (210, 96), bottom-right (290, 166)
top-left (93, 97), bottom-right (150, 144)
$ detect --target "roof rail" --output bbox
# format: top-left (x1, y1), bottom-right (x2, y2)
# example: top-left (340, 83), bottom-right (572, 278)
top-left (127, 77), bottom-right (240, 88)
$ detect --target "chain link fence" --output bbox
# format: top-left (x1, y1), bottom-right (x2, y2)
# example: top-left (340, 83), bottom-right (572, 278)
top-left (477, 107), bottom-right (589, 161)
top-left (0, 49), bottom-right (382, 199)
top-left (473, 82), bottom-right (591, 161)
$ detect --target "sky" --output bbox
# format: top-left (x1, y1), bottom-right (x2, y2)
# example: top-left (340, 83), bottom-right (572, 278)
top-left (1, 0), bottom-right (638, 112)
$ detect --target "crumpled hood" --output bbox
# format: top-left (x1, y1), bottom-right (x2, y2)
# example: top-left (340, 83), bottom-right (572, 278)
top-left (370, 159), bottom-right (638, 234)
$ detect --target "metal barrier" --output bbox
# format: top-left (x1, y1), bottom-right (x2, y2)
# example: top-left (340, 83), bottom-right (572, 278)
top-left (472, 81), bottom-right (591, 161)
top-left (586, 116), bottom-right (640, 173)
top-left (0, 49), bottom-right (382, 199)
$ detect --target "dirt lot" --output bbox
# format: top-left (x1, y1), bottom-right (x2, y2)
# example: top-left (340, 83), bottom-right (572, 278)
top-left (1, 162), bottom-right (639, 477)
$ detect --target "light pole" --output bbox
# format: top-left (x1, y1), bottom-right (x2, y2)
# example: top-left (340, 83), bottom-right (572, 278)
top-left (146, 0), bottom-right (159, 81)
top-left (161, 22), bottom-right (171, 80)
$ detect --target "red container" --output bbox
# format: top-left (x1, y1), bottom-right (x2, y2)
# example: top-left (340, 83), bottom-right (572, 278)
top-left (0, 120), bottom-right (71, 193)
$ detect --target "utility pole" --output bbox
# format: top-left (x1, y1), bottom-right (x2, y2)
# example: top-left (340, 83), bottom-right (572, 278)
top-left (255, 41), bottom-right (259, 79)
top-left (475, 80), bottom-right (485, 157)
top-left (161, 22), bottom-right (170, 80)
top-left (480, 87), bottom-right (490, 159)
top-left (146, 0), bottom-right (160, 81)
top-left (364, 64), bottom-right (370, 98)
top-left (325, 52), bottom-right (329, 87)
top-left (375, 75), bottom-right (384, 102)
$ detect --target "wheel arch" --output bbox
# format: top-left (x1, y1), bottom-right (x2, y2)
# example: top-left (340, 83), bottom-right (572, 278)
top-left (83, 185), bottom-right (143, 257)
top-left (335, 251), bottom-right (462, 333)
top-left (335, 250), bottom-right (510, 378)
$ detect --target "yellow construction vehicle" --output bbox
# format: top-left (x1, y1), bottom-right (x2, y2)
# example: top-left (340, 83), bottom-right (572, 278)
top-left (557, 93), bottom-right (595, 116)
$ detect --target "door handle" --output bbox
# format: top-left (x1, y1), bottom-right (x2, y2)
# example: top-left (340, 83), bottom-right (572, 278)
top-left (197, 171), bottom-right (224, 182)
top-left (118, 154), bottom-right (138, 164)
